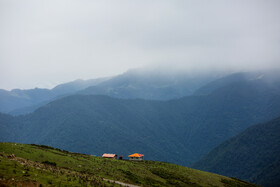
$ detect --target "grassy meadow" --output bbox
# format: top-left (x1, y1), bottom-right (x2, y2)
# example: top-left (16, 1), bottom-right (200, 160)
top-left (0, 142), bottom-right (257, 186)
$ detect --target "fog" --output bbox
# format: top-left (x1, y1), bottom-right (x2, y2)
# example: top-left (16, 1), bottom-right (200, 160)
top-left (1, 0), bottom-right (280, 90)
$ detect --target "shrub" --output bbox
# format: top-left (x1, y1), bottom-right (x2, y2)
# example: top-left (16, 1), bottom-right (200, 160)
top-left (42, 161), bottom-right (57, 166)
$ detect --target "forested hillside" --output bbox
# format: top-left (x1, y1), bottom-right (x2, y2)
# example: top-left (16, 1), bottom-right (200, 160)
top-left (192, 117), bottom-right (280, 187)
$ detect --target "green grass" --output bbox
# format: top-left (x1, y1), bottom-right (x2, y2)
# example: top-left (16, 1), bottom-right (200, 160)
top-left (0, 142), bottom-right (258, 186)
top-left (0, 153), bottom-right (108, 186)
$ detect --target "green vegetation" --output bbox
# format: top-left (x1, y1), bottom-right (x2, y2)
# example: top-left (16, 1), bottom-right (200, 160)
top-left (0, 142), bottom-right (257, 186)
top-left (192, 117), bottom-right (280, 187)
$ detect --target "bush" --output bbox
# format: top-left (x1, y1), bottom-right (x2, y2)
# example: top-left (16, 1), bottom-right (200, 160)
top-left (42, 160), bottom-right (57, 166)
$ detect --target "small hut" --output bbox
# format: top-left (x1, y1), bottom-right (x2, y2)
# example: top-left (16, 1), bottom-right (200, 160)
top-left (128, 153), bottom-right (144, 161)
top-left (102, 153), bottom-right (117, 159)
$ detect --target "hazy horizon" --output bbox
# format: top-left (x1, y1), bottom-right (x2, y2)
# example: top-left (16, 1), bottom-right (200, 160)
top-left (1, 0), bottom-right (280, 90)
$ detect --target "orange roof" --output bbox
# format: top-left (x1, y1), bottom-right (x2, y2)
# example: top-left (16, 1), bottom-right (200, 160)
top-left (102, 153), bottom-right (116, 158)
top-left (128, 153), bottom-right (144, 157)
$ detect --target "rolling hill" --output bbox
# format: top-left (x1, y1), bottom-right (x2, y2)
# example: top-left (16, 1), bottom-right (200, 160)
top-left (0, 142), bottom-right (257, 187)
top-left (192, 117), bottom-right (280, 187)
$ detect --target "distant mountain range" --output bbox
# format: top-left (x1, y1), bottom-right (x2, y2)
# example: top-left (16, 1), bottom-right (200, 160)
top-left (192, 116), bottom-right (280, 187)
top-left (1, 70), bottom-right (280, 168)
top-left (0, 77), bottom-right (108, 115)
top-left (0, 68), bottom-right (226, 115)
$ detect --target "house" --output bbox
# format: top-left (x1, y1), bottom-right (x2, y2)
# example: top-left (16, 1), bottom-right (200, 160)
top-left (128, 153), bottom-right (144, 161)
top-left (102, 153), bottom-right (117, 159)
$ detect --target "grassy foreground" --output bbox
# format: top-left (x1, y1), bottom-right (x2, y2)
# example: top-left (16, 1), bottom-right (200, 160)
top-left (0, 142), bottom-right (257, 187)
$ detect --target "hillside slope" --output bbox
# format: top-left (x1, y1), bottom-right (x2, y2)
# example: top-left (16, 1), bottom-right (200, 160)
top-left (0, 142), bottom-right (257, 187)
top-left (192, 117), bottom-right (280, 187)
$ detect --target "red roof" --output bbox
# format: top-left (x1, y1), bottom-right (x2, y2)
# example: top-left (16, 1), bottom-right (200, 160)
top-left (102, 153), bottom-right (116, 158)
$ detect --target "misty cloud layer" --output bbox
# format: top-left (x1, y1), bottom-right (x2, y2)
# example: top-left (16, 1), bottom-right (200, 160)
top-left (1, 0), bottom-right (280, 90)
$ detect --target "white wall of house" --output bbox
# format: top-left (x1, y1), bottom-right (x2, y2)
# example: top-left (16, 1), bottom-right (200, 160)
top-left (129, 157), bottom-right (143, 161)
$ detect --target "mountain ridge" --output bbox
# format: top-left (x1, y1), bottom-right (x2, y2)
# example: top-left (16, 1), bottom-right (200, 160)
top-left (1, 68), bottom-right (229, 115)
top-left (2, 69), bottom-right (278, 115)
top-left (0, 77), bottom-right (109, 114)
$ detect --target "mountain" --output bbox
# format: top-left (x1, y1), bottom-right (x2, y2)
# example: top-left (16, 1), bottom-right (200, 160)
top-left (1, 68), bottom-right (279, 115)
top-left (0, 113), bottom-right (18, 142)
top-left (51, 77), bottom-right (110, 95)
top-left (1, 71), bottom-right (280, 167)
top-left (194, 70), bottom-right (280, 95)
top-left (0, 68), bottom-right (225, 115)
top-left (78, 68), bottom-right (226, 100)
top-left (0, 88), bottom-right (56, 114)
top-left (8, 100), bottom-right (55, 115)
top-left (0, 142), bottom-right (257, 187)
top-left (192, 117), bottom-right (280, 187)
top-left (0, 77), bottom-right (109, 114)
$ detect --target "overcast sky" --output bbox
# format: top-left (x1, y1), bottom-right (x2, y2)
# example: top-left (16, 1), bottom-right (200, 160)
top-left (1, 0), bottom-right (280, 90)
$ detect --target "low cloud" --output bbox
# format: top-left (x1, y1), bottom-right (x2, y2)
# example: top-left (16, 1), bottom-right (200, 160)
top-left (0, 0), bottom-right (280, 89)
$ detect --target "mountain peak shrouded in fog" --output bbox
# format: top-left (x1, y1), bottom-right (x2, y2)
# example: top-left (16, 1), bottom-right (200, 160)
top-left (1, 0), bottom-right (280, 90)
